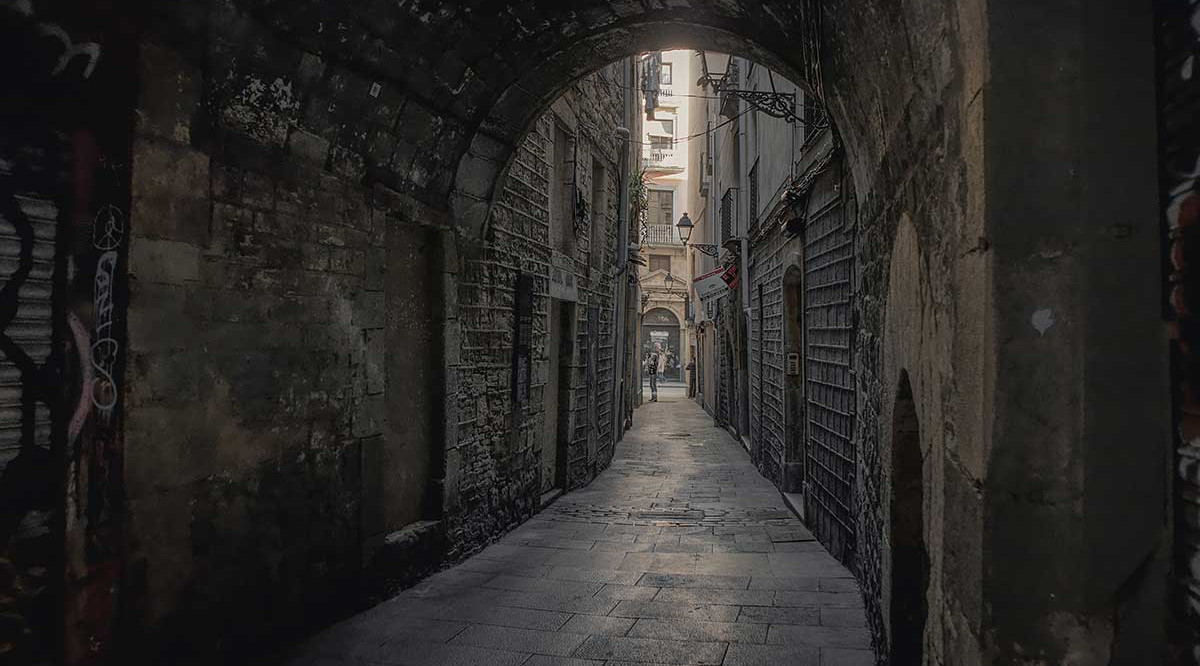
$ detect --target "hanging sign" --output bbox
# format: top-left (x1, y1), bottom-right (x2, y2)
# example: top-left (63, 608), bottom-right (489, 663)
top-left (693, 266), bottom-right (729, 302)
top-left (720, 264), bottom-right (739, 290)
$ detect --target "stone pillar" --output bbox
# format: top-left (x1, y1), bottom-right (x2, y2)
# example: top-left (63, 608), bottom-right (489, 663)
top-left (984, 1), bottom-right (1168, 662)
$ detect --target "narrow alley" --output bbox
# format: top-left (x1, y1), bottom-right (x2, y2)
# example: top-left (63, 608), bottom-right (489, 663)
top-left (285, 398), bottom-right (870, 666)
top-left (5, 1), bottom-right (1192, 664)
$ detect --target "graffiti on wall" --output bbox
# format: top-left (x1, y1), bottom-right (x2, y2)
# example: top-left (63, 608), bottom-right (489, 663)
top-left (3, 0), bottom-right (102, 81)
top-left (0, 177), bottom-right (60, 662)
top-left (1158, 1), bottom-right (1200, 662)
top-left (1, 1), bottom-right (135, 662)
top-left (90, 204), bottom-right (121, 420)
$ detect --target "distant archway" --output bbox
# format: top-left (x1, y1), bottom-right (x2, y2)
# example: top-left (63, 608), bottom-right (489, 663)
top-left (642, 307), bottom-right (682, 382)
top-left (889, 371), bottom-right (928, 664)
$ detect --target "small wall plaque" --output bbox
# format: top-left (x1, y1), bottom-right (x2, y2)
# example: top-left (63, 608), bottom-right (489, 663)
top-left (787, 352), bottom-right (801, 376)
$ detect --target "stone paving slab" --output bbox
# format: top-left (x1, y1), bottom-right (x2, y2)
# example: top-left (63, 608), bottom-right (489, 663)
top-left (450, 624), bottom-right (588, 657)
top-left (574, 634), bottom-right (727, 664)
top-left (281, 398), bottom-right (874, 665)
top-left (627, 618), bottom-right (768, 644)
top-left (722, 643), bottom-right (820, 666)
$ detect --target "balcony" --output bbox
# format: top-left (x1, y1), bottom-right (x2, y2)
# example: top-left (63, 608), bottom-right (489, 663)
top-left (643, 224), bottom-right (680, 246)
top-left (643, 147), bottom-right (683, 176)
top-left (644, 147), bottom-right (674, 165)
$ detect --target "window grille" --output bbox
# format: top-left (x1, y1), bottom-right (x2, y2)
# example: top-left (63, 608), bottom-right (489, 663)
top-left (749, 162), bottom-right (759, 226)
top-left (721, 188), bottom-right (735, 243)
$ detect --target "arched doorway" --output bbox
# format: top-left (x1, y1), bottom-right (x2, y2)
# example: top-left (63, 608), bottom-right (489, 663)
top-left (890, 371), bottom-right (928, 664)
top-left (642, 307), bottom-right (682, 382)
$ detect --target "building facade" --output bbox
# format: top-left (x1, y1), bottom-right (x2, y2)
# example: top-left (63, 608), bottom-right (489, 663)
top-left (686, 54), bottom-right (857, 558)
top-left (637, 50), bottom-right (692, 388)
top-left (454, 58), bottom-right (644, 547)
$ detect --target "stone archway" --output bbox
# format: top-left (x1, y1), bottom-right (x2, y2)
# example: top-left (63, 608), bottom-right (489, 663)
top-left (642, 307), bottom-right (683, 382)
top-left (88, 1), bottom-right (1171, 663)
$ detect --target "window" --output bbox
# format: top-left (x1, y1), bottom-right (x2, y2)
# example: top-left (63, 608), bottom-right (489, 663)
top-left (650, 136), bottom-right (672, 152)
top-left (644, 190), bottom-right (675, 245)
top-left (650, 254), bottom-right (671, 273)
top-left (749, 161), bottom-right (759, 225)
top-left (719, 61), bottom-right (740, 118)
top-left (660, 62), bottom-right (673, 85)
top-left (590, 159), bottom-right (607, 269)
top-left (658, 119), bottom-right (674, 136)
top-left (648, 189), bottom-right (674, 228)
top-left (721, 188), bottom-right (734, 243)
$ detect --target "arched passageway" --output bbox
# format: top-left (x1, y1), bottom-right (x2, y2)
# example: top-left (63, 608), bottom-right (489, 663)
top-left (0, 0), bottom-right (1176, 663)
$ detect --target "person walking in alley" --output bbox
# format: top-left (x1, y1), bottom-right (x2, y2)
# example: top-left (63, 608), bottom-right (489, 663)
top-left (647, 342), bottom-right (665, 401)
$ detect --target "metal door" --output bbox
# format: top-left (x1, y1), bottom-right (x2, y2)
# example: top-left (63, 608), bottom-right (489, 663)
top-left (802, 161), bottom-right (856, 562)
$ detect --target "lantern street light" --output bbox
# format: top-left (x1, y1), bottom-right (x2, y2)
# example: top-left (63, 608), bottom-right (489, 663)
top-left (697, 51), bottom-right (732, 87)
top-left (676, 212), bottom-right (720, 258)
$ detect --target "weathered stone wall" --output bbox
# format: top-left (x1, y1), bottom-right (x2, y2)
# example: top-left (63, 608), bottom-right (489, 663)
top-left (121, 4), bottom-right (630, 662)
top-left (126, 28), bottom-right (429, 658)
top-left (447, 65), bottom-right (628, 556)
top-left (1, 1), bottom-right (1173, 663)
top-left (817, 1), bottom-right (989, 662)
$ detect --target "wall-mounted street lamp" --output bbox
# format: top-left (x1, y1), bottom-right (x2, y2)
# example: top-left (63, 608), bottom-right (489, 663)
top-left (675, 212), bottom-right (721, 258)
top-left (696, 50), bottom-right (826, 128)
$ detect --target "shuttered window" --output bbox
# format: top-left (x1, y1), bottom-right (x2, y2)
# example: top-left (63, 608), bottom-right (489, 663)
top-left (721, 188), bottom-right (734, 242)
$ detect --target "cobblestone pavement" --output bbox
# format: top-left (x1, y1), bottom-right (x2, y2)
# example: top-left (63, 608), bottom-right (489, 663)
top-left (285, 398), bottom-right (874, 666)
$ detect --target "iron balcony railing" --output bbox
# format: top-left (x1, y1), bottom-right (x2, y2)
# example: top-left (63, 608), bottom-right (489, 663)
top-left (643, 147), bottom-right (675, 166)
top-left (643, 224), bottom-right (679, 245)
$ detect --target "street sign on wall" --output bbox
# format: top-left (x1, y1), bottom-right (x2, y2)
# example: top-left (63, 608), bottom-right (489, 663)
top-left (550, 250), bottom-right (578, 301)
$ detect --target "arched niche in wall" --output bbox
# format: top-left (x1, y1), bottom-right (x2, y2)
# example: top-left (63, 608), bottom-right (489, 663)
top-left (889, 370), bottom-right (928, 664)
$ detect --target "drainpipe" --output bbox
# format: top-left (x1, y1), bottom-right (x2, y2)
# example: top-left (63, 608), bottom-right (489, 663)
top-left (612, 57), bottom-right (634, 439)
top-left (711, 93), bottom-right (722, 428)
top-left (737, 64), bottom-right (753, 444)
